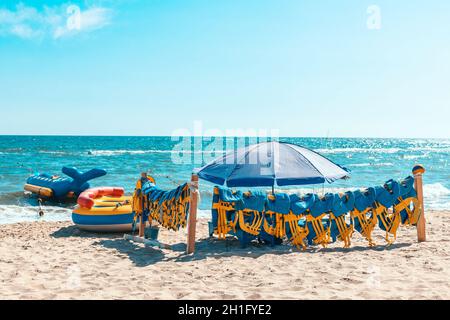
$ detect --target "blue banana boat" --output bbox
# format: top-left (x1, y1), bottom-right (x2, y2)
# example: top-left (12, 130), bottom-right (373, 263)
top-left (24, 166), bottom-right (107, 201)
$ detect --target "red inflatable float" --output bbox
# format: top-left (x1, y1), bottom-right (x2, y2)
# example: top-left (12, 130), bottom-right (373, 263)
top-left (77, 187), bottom-right (125, 209)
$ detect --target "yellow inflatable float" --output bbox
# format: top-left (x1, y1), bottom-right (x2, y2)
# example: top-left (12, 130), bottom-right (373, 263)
top-left (72, 187), bottom-right (142, 232)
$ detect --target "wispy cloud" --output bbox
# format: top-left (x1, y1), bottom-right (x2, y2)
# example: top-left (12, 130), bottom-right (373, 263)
top-left (0, 2), bottom-right (113, 40)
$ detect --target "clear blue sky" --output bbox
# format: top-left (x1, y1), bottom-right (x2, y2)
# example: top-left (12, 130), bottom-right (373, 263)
top-left (0, 0), bottom-right (449, 138)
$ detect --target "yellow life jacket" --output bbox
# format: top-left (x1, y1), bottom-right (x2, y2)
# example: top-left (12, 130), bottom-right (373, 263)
top-left (237, 209), bottom-right (263, 236)
top-left (284, 212), bottom-right (309, 249)
top-left (373, 203), bottom-right (400, 245)
top-left (395, 196), bottom-right (420, 226)
top-left (350, 207), bottom-right (377, 246)
top-left (306, 214), bottom-right (331, 247)
top-left (330, 213), bottom-right (353, 248)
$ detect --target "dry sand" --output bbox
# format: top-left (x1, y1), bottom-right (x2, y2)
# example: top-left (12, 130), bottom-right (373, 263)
top-left (1, 210), bottom-right (449, 300)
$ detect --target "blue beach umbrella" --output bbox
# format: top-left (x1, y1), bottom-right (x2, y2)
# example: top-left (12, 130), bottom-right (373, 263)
top-left (195, 141), bottom-right (350, 188)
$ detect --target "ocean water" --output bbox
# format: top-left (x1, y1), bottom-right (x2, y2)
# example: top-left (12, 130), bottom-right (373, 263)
top-left (0, 136), bottom-right (449, 224)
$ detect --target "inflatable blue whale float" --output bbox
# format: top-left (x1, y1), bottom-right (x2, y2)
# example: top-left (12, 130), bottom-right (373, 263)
top-left (24, 166), bottom-right (107, 201)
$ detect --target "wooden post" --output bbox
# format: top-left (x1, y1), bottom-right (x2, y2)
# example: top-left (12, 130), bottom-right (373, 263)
top-left (186, 174), bottom-right (199, 254)
top-left (413, 165), bottom-right (426, 242)
top-left (139, 172), bottom-right (147, 238)
top-left (139, 214), bottom-right (145, 237)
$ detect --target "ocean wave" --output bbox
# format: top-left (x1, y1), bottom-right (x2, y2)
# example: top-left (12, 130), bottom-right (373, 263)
top-left (423, 183), bottom-right (450, 197)
top-left (0, 205), bottom-right (72, 224)
top-left (348, 162), bottom-right (394, 168)
top-left (38, 150), bottom-right (71, 155)
top-left (401, 154), bottom-right (426, 160)
top-left (315, 147), bottom-right (450, 154)
top-left (428, 202), bottom-right (450, 210)
top-left (88, 150), bottom-right (150, 156)
top-left (0, 148), bottom-right (24, 154)
top-left (197, 209), bottom-right (211, 218)
top-left (0, 149), bottom-right (74, 156)
top-left (5, 146), bottom-right (450, 157)
top-left (0, 203), bottom-right (208, 224)
top-left (421, 183), bottom-right (450, 210)
top-left (315, 147), bottom-right (400, 154)
top-left (408, 147), bottom-right (450, 152)
top-left (88, 149), bottom-right (227, 156)
top-left (0, 191), bottom-right (24, 203)
top-left (21, 149), bottom-right (229, 157)
top-left (92, 147), bottom-right (450, 156)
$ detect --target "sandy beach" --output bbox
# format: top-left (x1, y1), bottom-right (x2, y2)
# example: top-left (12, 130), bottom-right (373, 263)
top-left (0, 210), bottom-right (449, 300)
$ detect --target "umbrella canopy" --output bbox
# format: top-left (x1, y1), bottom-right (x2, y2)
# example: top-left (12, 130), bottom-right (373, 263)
top-left (195, 141), bottom-right (350, 187)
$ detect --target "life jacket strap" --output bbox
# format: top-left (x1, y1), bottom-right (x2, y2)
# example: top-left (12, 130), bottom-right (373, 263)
top-left (350, 208), bottom-right (377, 246)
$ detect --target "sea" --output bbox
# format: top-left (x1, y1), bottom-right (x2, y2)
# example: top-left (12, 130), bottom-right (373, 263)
top-left (0, 136), bottom-right (449, 224)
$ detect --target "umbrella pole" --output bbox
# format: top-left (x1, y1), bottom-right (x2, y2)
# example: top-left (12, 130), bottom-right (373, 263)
top-left (186, 174), bottom-right (199, 254)
top-left (272, 185), bottom-right (275, 194)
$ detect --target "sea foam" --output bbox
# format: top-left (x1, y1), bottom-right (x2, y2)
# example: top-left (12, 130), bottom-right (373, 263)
top-left (0, 205), bottom-right (72, 224)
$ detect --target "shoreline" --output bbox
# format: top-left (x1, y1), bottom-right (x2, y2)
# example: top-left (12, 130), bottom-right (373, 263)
top-left (1, 210), bottom-right (450, 299)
